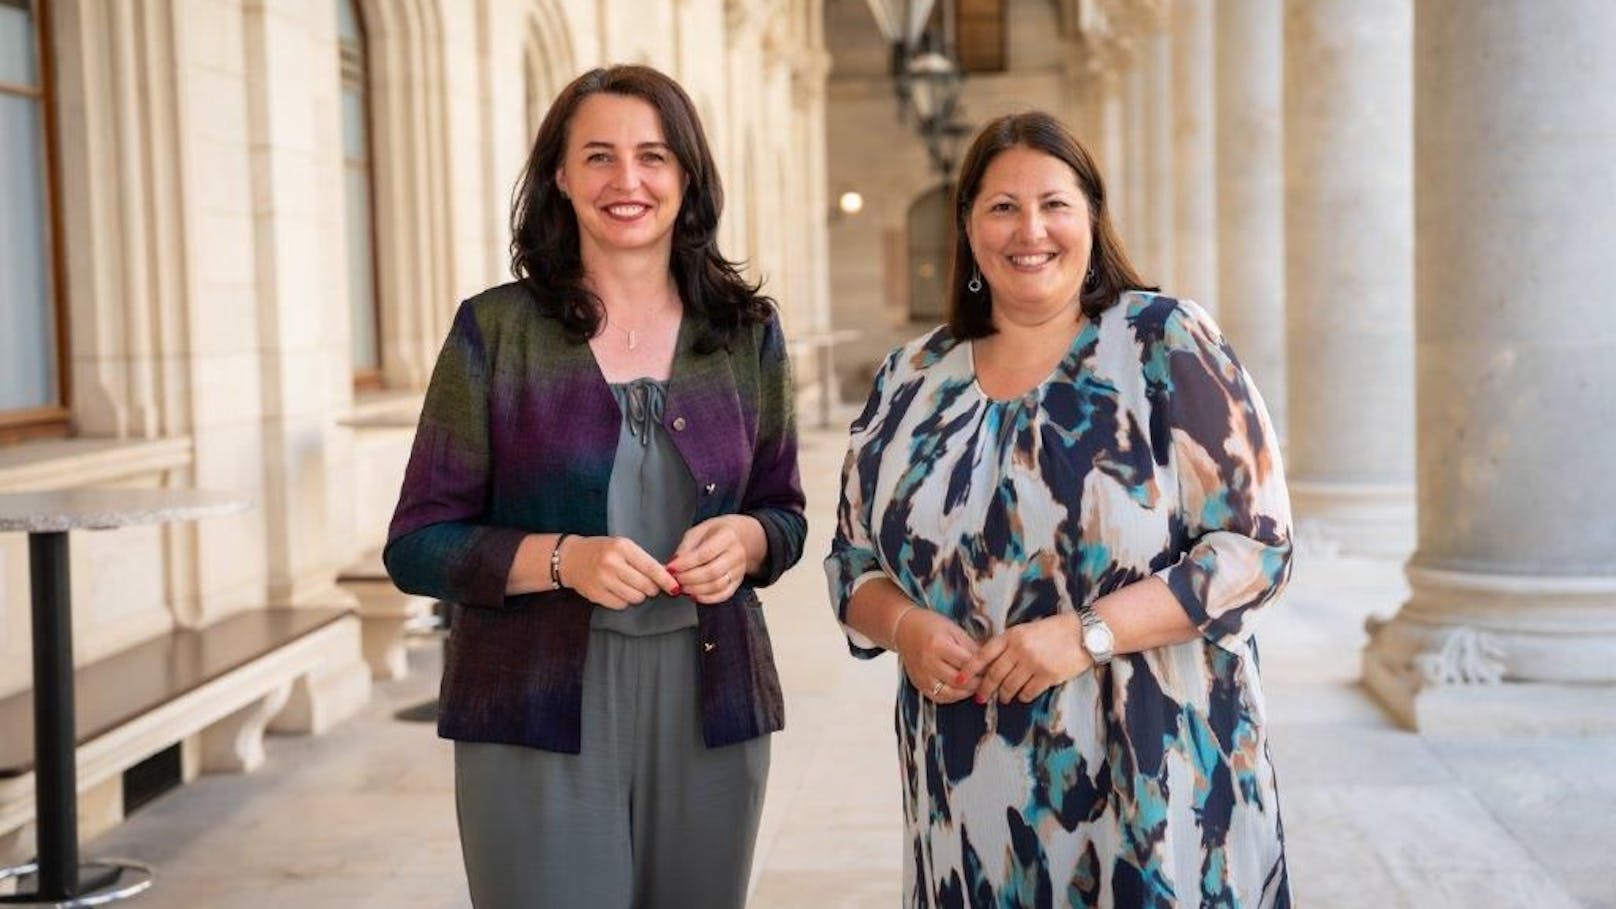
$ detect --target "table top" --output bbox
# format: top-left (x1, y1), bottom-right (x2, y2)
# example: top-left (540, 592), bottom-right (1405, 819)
top-left (0, 488), bottom-right (250, 533)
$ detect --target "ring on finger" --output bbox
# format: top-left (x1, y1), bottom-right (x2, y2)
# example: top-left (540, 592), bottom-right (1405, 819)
top-left (720, 569), bottom-right (732, 585)
top-left (928, 679), bottom-right (945, 697)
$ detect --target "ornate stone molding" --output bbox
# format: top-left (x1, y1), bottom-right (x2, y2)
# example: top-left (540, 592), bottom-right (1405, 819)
top-left (1408, 626), bottom-right (1506, 687)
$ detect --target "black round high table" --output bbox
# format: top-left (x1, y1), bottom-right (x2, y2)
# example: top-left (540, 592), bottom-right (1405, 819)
top-left (0, 489), bottom-right (246, 907)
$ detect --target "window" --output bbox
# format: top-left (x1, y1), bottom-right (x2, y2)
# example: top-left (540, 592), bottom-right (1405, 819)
top-left (0, 0), bottom-right (67, 442)
top-left (338, 0), bottom-right (382, 389)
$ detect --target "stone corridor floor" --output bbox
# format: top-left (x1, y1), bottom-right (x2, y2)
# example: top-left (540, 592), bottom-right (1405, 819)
top-left (65, 426), bottom-right (1616, 907)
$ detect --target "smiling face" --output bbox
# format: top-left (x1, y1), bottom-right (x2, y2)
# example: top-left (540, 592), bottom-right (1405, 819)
top-left (555, 92), bottom-right (685, 261)
top-left (965, 144), bottom-right (1094, 326)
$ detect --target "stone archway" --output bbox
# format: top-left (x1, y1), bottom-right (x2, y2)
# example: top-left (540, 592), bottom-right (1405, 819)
top-left (523, 0), bottom-right (577, 139)
top-left (905, 183), bottom-right (952, 325)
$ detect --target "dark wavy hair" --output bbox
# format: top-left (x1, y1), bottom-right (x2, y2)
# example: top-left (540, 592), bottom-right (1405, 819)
top-left (510, 65), bottom-right (772, 353)
top-left (947, 111), bottom-right (1155, 340)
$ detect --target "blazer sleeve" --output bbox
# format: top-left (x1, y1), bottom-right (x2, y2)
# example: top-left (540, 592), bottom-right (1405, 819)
top-left (1149, 300), bottom-right (1294, 653)
top-left (824, 348), bottom-right (902, 659)
top-left (383, 302), bottom-right (529, 608)
top-left (739, 312), bottom-right (808, 587)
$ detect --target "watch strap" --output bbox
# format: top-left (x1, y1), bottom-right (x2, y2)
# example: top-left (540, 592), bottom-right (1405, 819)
top-left (1077, 606), bottom-right (1114, 665)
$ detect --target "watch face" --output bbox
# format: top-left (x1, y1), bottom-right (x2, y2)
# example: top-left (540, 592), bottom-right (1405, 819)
top-left (1085, 623), bottom-right (1114, 654)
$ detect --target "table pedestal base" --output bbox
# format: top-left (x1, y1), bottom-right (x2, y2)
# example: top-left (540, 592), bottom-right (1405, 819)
top-left (0, 858), bottom-right (154, 906)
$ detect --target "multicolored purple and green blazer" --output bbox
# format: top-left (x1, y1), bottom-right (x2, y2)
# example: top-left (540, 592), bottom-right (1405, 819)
top-left (384, 282), bottom-right (806, 754)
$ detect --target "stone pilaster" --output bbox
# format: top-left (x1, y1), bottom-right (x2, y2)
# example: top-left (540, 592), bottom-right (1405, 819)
top-left (1363, 0), bottom-right (1616, 734)
top-left (1214, 0), bottom-right (1284, 436)
top-left (1282, 0), bottom-right (1414, 557)
top-left (242, 2), bottom-right (361, 609)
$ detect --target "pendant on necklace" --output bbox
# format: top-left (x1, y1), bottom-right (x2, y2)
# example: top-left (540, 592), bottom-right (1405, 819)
top-left (627, 330), bottom-right (638, 350)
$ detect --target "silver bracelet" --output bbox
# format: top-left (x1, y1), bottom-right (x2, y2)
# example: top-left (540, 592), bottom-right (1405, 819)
top-left (888, 605), bottom-right (919, 649)
top-left (549, 534), bottom-right (570, 589)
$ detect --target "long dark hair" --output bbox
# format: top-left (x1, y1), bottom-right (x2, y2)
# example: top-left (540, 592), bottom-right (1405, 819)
top-left (510, 65), bottom-right (772, 352)
top-left (947, 112), bottom-right (1154, 340)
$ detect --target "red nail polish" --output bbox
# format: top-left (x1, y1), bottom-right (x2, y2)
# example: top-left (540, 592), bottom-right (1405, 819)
top-left (953, 672), bottom-right (967, 685)
top-left (670, 585), bottom-right (683, 597)
top-left (974, 695), bottom-right (986, 705)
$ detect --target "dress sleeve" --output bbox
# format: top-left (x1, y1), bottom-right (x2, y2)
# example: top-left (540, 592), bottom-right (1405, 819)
top-left (740, 311), bottom-right (808, 587)
top-left (825, 349), bottom-right (903, 659)
top-left (1149, 300), bottom-right (1294, 652)
top-left (383, 302), bottom-right (529, 609)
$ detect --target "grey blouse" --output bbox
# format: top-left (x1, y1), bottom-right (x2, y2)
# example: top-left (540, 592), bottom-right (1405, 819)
top-left (591, 377), bottom-right (699, 635)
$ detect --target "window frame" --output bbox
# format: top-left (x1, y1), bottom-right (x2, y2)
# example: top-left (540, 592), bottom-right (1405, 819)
top-left (338, 0), bottom-right (386, 392)
top-left (0, 0), bottom-right (71, 444)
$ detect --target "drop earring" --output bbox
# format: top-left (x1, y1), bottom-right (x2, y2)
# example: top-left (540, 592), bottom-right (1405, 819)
top-left (967, 266), bottom-right (983, 293)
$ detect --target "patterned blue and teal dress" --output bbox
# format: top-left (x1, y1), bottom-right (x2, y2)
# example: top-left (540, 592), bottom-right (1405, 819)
top-left (826, 293), bottom-right (1294, 907)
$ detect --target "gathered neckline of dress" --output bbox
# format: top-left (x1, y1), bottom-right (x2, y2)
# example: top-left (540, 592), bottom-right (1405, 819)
top-left (964, 318), bottom-right (1096, 406)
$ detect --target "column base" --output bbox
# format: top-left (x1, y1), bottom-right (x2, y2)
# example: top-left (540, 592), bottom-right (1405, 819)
top-left (1364, 649), bottom-right (1616, 735)
top-left (1362, 564), bottom-right (1616, 734)
top-left (1290, 479), bottom-right (1414, 558)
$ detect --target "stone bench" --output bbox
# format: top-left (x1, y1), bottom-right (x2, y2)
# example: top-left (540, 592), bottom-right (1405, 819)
top-left (0, 608), bottom-right (368, 862)
top-left (336, 551), bottom-right (440, 681)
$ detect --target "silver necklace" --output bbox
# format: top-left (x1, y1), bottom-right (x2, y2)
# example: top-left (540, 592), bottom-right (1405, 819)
top-left (605, 300), bottom-right (675, 350)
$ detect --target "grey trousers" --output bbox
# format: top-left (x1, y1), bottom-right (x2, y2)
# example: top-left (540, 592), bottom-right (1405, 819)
top-left (454, 628), bottom-right (771, 909)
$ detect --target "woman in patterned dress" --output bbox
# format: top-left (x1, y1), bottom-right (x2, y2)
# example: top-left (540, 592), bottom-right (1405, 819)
top-left (826, 111), bottom-right (1293, 907)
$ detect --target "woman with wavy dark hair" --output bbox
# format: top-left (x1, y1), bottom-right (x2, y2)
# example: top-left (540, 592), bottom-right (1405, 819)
top-left (386, 64), bottom-right (805, 907)
top-left (828, 111), bottom-right (1294, 905)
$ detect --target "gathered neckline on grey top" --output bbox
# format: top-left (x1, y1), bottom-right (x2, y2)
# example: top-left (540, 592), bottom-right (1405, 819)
top-left (610, 377), bottom-right (667, 446)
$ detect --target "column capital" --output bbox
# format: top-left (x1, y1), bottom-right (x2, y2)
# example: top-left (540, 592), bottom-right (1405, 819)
top-left (726, 0), bottom-right (785, 46)
top-left (1063, 35), bottom-right (1131, 87)
top-left (1103, 0), bottom-right (1170, 38)
top-left (791, 49), bottom-right (832, 106)
top-left (1060, 0), bottom-right (1168, 83)
top-left (761, 5), bottom-right (795, 68)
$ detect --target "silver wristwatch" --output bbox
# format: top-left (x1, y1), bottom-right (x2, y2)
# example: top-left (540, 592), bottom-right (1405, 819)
top-left (1078, 607), bottom-right (1115, 666)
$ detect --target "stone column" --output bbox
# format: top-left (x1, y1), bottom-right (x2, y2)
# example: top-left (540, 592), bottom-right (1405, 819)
top-left (1282, 0), bottom-right (1414, 557)
top-left (793, 50), bottom-right (834, 337)
top-left (1170, 0), bottom-right (1215, 313)
top-left (1058, 41), bottom-right (1102, 153)
top-left (1097, 71), bottom-right (1128, 234)
top-left (722, 0), bottom-right (765, 274)
top-left (1363, 0), bottom-right (1616, 733)
top-left (1121, 61), bottom-right (1149, 254)
top-left (1214, 0), bottom-right (1284, 436)
top-left (1063, 39), bottom-right (1129, 239)
top-left (1140, 31), bottom-right (1175, 290)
